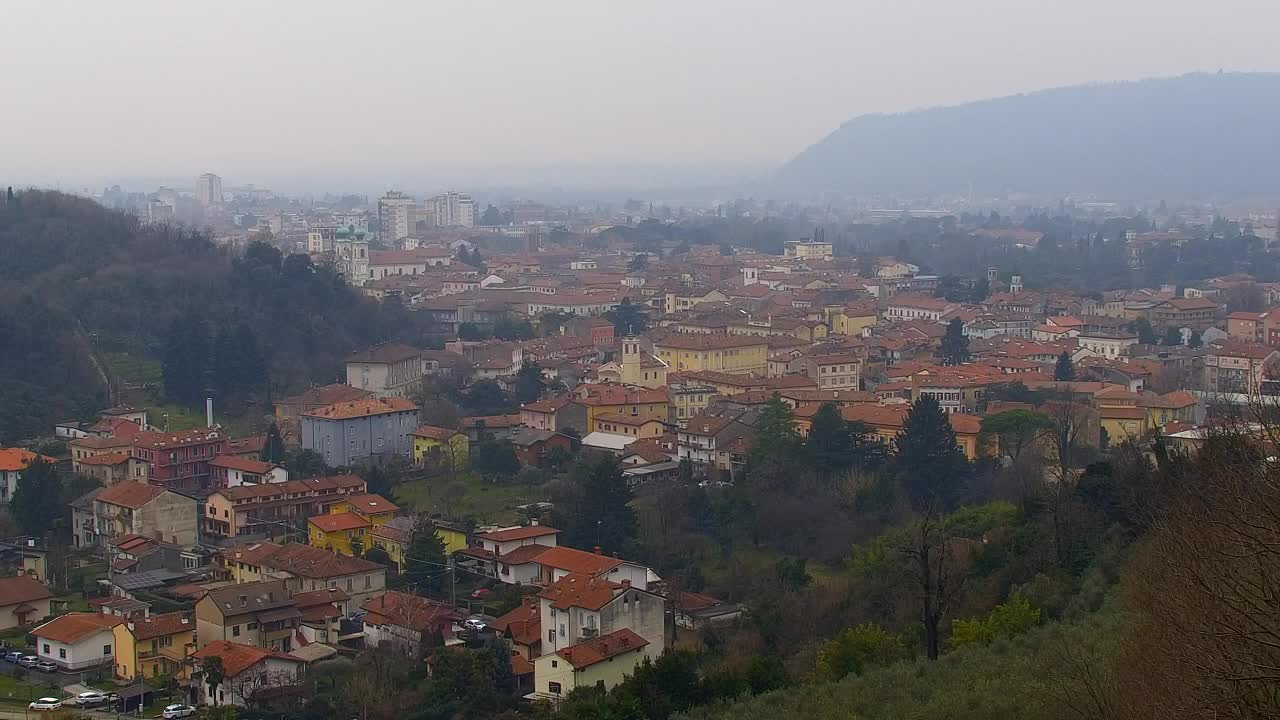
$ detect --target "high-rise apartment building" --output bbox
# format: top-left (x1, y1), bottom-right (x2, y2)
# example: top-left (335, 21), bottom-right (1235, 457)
top-left (429, 191), bottom-right (475, 227)
top-left (378, 191), bottom-right (415, 242)
top-left (195, 173), bottom-right (223, 206)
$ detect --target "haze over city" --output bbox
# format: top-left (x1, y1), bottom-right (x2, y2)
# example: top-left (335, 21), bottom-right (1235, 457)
top-left (5, 0), bottom-right (1280, 192)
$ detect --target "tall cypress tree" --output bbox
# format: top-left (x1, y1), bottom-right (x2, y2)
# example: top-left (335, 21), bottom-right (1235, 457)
top-left (1054, 351), bottom-right (1076, 381)
top-left (894, 395), bottom-right (972, 512)
top-left (938, 318), bottom-right (970, 366)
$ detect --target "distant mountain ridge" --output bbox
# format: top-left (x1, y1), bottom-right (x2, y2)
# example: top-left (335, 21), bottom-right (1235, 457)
top-left (774, 72), bottom-right (1280, 199)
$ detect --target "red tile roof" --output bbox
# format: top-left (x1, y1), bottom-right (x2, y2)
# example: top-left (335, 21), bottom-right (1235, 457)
top-left (412, 425), bottom-right (463, 441)
top-left (538, 572), bottom-right (623, 611)
top-left (308, 513), bottom-right (370, 533)
top-left (0, 449), bottom-right (56, 472)
top-left (95, 481), bottom-right (167, 509)
top-left (360, 591), bottom-right (461, 633)
top-left (303, 397), bottom-right (418, 420)
top-left (0, 576), bottom-right (51, 608)
top-left (340, 494), bottom-right (399, 515)
top-left (209, 455), bottom-right (278, 474)
top-left (555, 628), bottom-right (648, 669)
top-left (127, 611), bottom-right (195, 641)
top-left (191, 640), bottom-right (300, 677)
top-left (532, 546), bottom-right (623, 576)
top-left (34, 612), bottom-right (122, 644)
top-left (497, 545), bottom-right (553, 565)
top-left (280, 384), bottom-right (375, 407)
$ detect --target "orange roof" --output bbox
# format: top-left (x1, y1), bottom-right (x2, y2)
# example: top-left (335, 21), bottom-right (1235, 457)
top-left (555, 628), bottom-right (648, 669)
top-left (127, 611), bottom-right (195, 641)
top-left (309, 513), bottom-right (370, 533)
top-left (532, 546), bottom-right (623, 576)
top-left (75, 451), bottom-right (132, 466)
top-left (95, 481), bottom-right (167, 509)
top-left (0, 575), bottom-right (51, 607)
top-left (303, 396), bottom-right (418, 420)
top-left (360, 591), bottom-right (461, 632)
top-left (538, 572), bottom-right (624, 611)
top-left (492, 599), bottom-right (541, 645)
top-left (191, 640), bottom-right (300, 677)
top-left (498, 545), bottom-right (554, 565)
top-left (0, 449), bottom-right (56, 472)
top-left (209, 455), bottom-right (278, 474)
top-left (412, 425), bottom-right (462, 441)
top-left (474, 525), bottom-right (561, 543)
top-left (341, 493), bottom-right (399, 515)
top-left (1142, 390), bottom-right (1197, 409)
top-left (34, 612), bottom-right (122, 644)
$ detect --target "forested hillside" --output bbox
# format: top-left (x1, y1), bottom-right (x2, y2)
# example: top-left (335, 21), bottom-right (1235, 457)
top-left (0, 190), bottom-right (433, 442)
top-left (775, 72), bottom-right (1280, 198)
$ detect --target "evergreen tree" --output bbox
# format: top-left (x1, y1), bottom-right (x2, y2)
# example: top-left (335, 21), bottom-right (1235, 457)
top-left (970, 277), bottom-right (990, 302)
top-left (1162, 325), bottom-right (1183, 346)
top-left (513, 363), bottom-right (546, 403)
top-left (566, 455), bottom-right (637, 554)
top-left (748, 395), bottom-right (800, 469)
top-left (606, 297), bottom-right (649, 335)
top-left (403, 518), bottom-right (449, 595)
top-left (1053, 351), bottom-right (1076, 381)
top-left (938, 318), bottom-right (970, 366)
top-left (162, 313), bottom-right (210, 406)
top-left (894, 396), bottom-right (972, 513)
top-left (11, 458), bottom-right (63, 536)
top-left (1133, 318), bottom-right (1157, 345)
top-left (263, 422), bottom-right (285, 464)
top-left (807, 403), bottom-right (855, 482)
top-left (211, 324), bottom-right (237, 399)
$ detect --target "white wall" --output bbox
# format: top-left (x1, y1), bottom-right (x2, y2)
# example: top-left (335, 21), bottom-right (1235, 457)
top-left (37, 628), bottom-right (114, 670)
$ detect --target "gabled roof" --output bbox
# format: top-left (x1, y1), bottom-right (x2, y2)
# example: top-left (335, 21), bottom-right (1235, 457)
top-left (308, 513), bottom-right (370, 533)
top-left (0, 449), bottom-right (56, 472)
top-left (497, 544), bottom-right (553, 565)
top-left (34, 612), bottom-right (122, 644)
top-left (191, 640), bottom-right (300, 676)
top-left (0, 575), bottom-right (52, 608)
top-left (360, 591), bottom-right (461, 632)
top-left (532, 546), bottom-right (623, 576)
top-left (303, 397), bottom-right (418, 420)
top-left (127, 611), bottom-right (195, 641)
top-left (341, 493), bottom-right (398, 515)
top-left (538, 572), bottom-right (623, 611)
top-left (555, 628), bottom-right (648, 669)
top-left (209, 455), bottom-right (279, 474)
top-left (95, 481), bottom-right (167, 509)
top-left (279, 384), bottom-right (374, 407)
top-left (412, 425), bottom-right (463, 441)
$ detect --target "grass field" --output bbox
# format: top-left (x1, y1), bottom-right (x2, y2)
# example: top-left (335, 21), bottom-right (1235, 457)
top-left (102, 352), bottom-right (162, 387)
top-left (394, 472), bottom-right (545, 526)
top-left (0, 672), bottom-right (59, 706)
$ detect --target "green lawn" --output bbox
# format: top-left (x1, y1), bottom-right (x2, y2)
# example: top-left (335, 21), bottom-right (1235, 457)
top-left (103, 352), bottom-right (162, 387)
top-left (51, 594), bottom-right (90, 613)
top-left (394, 472), bottom-right (544, 526)
top-left (0, 673), bottom-right (59, 706)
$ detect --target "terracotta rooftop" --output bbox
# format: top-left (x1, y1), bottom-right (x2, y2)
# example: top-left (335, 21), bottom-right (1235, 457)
top-left (191, 640), bottom-right (300, 677)
top-left (95, 481), bottom-right (167, 509)
top-left (538, 572), bottom-right (624, 611)
top-left (127, 611), bottom-right (195, 641)
top-left (279, 384), bottom-right (375, 407)
top-left (474, 525), bottom-right (561, 543)
top-left (309, 513), bottom-right (371, 533)
top-left (34, 612), bottom-right (122, 644)
top-left (209, 455), bottom-right (278, 474)
top-left (532, 546), bottom-right (623, 576)
top-left (360, 591), bottom-right (461, 633)
top-left (411, 425), bottom-right (462, 441)
top-left (0, 449), bottom-right (56, 472)
top-left (303, 397), bottom-right (418, 420)
top-left (555, 628), bottom-right (649, 669)
top-left (341, 493), bottom-right (399, 515)
top-left (0, 575), bottom-right (52, 608)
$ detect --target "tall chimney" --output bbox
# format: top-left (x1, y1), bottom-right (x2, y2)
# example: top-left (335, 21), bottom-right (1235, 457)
top-left (206, 397), bottom-right (214, 428)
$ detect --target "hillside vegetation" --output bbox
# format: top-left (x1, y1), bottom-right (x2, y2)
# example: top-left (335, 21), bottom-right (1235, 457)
top-left (775, 72), bottom-right (1280, 198)
top-left (0, 190), bottom-right (433, 441)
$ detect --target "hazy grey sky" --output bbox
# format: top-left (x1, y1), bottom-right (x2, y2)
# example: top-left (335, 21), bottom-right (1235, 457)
top-left (4, 0), bottom-right (1279, 191)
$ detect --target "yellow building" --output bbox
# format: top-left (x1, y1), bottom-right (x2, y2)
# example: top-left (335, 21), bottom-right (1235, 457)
top-left (574, 384), bottom-right (670, 433)
top-left (652, 333), bottom-right (768, 375)
top-left (618, 337), bottom-right (668, 389)
top-left (308, 513), bottom-right (370, 556)
top-left (830, 305), bottom-right (879, 336)
top-left (1139, 390), bottom-right (1197, 429)
top-left (310, 493), bottom-right (397, 557)
top-left (113, 612), bottom-right (197, 681)
top-left (367, 524), bottom-right (410, 571)
top-left (411, 426), bottom-right (469, 470)
top-left (532, 629), bottom-right (652, 701)
top-left (432, 522), bottom-right (469, 555)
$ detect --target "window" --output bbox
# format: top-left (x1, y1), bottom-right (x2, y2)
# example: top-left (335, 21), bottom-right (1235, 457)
top-left (551, 660), bottom-right (558, 668)
top-left (247, 622), bottom-right (258, 631)
top-left (232, 625), bottom-right (240, 637)
top-left (548, 630), bottom-right (555, 643)
top-left (42, 644), bottom-right (48, 654)
top-left (548, 682), bottom-right (563, 695)
top-left (59, 648), bottom-right (66, 659)
top-left (559, 623), bottom-right (565, 637)
top-left (365, 575), bottom-right (372, 589)
top-left (346, 578), bottom-right (353, 591)
top-left (103, 644), bottom-right (112, 656)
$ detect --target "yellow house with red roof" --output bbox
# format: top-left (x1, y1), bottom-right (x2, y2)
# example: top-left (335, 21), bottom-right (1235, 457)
top-left (309, 493), bottom-right (398, 557)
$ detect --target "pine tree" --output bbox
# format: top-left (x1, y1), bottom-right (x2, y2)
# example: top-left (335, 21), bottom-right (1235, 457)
top-left (749, 395), bottom-right (800, 469)
top-left (1053, 351), bottom-right (1076, 381)
top-left (162, 313), bottom-right (211, 406)
top-left (11, 458), bottom-right (63, 536)
top-left (938, 318), bottom-right (970, 366)
top-left (569, 455), bottom-right (637, 554)
top-left (894, 396), bottom-right (972, 513)
top-left (807, 402), bottom-right (855, 482)
top-left (264, 423), bottom-right (285, 464)
top-left (403, 517), bottom-right (449, 595)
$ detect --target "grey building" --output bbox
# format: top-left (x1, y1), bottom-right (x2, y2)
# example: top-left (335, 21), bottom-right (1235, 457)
top-left (300, 397), bottom-right (419, 467)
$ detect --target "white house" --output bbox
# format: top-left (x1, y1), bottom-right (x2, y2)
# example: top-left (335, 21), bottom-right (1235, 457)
top-left (33, 612), bottom-right (122, 671)
top-left (530, 628), bottom-right (652, 701)
top-left (537, 573), bottom-right (665, 660)
top-left (190, 641), bottom-right (304, 707)
top-left (209, 456), bottom-right (288, 487)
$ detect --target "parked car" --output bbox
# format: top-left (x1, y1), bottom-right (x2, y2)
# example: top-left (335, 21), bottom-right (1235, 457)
top-left (36, 660), bottom-right (57, 672)
top-left (462, 617), bottom-right (488, 633)
top-left (74, 691), bottom-right (111, 706)
top-left (470, 587), bottom-right (493, 600)
top-left (162, 704), bottom-right (197, 719)
top-left (19, 655), bottom-right (39, 668)
top-left (29, 698), bottom-right (62, 711)
top-left (5, 651), bottom-right (22, 662)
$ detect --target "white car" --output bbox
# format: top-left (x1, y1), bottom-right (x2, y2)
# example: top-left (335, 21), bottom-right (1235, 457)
top-left (75, 691), bottom-right (109, 706)
top-left (163, 704), bottom-right (197, 719)
top-left (462, 617), bottom-right (488, 633)
top-left (29, 698), bottom-right (62, 711)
